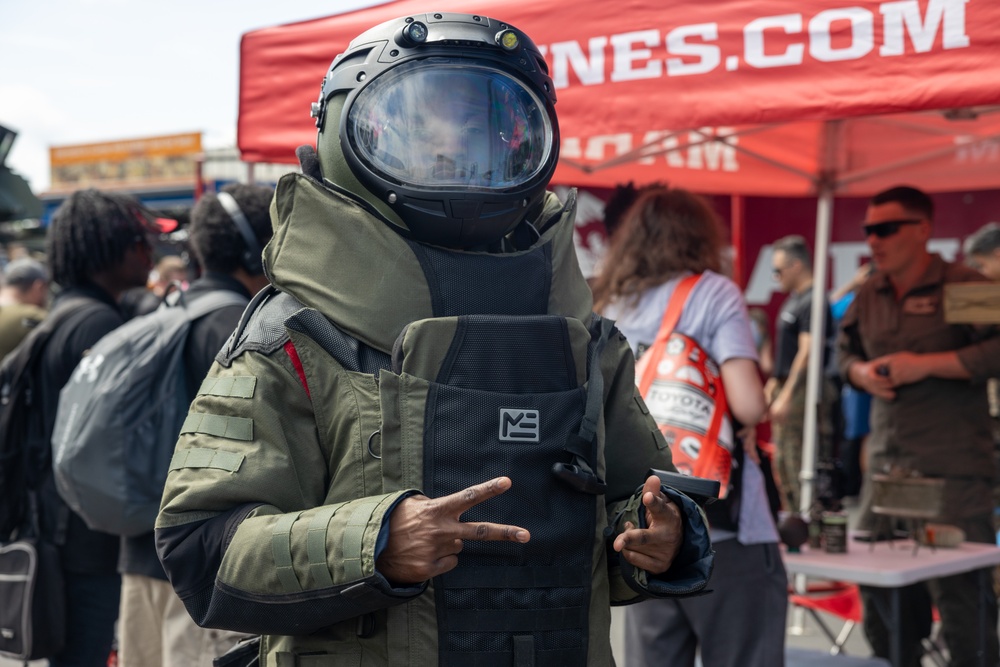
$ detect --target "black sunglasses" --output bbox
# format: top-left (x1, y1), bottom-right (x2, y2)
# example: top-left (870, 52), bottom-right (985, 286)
top-left (862, 218), bottom-right (923, 239)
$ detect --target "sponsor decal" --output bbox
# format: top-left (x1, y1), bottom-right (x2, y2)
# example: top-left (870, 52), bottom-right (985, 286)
top-left (499, 408), bottom-right (540, 442)
top-left (679, 436), bottom-right (703, 461)
top-left (646, 381), bottom-right (714, 435)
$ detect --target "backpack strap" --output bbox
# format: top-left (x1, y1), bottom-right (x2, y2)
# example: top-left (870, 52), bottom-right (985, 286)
top-left (1, 297), bottom-right (91, 540)
top-left (552, 315), bottom-right (615, 496)
top-left (635, 273), bottom-right (731, 466)
top-left (0, 296), bottom-right (92, 408)
top-left (167, 288), bottom-right (250, 322)
top-left (636, 274), bottom-right (703, 397)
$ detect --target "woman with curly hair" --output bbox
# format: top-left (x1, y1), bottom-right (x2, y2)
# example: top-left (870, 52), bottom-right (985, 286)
top-left (593, 186), bottom-right (786, 667)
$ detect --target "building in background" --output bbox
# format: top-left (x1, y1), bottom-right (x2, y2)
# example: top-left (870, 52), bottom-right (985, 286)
top-left (39, 133), bottom-right (297, 225)
top-left (0, 125), bottom-right (43, 242)
top-left (0, 131), bottom-right (296, 256)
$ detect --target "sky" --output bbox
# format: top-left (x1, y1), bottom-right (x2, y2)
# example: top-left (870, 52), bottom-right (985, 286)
top-left (1, 0), bottom-right (386, 193)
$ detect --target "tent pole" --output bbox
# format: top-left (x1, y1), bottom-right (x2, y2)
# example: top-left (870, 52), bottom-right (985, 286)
top-left (799, 184), bottom-right (834, 516)
top-left (789, 178), bottom-right (836, 637)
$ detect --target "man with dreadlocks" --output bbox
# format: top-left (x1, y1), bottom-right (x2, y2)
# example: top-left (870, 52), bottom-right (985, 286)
top-left (37, 188), bottom-right (162, 667)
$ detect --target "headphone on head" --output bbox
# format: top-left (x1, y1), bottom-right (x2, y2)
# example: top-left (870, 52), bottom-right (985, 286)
top-left (216, 191), bottom-right (264, 275)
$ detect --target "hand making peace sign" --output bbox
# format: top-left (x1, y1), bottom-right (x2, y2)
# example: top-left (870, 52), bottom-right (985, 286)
top-left (377, 474), bottom-right (683, 584)
top-left (376, 476), bottom-right (530, 585)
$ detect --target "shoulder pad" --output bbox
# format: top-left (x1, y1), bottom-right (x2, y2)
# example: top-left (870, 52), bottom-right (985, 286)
top-left (215, 287), bottom-right (390, 374)
top-left (215, 287), bottom-right (301, 366)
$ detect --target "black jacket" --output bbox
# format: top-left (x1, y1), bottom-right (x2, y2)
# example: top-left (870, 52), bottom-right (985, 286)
top-left (39, 284), bottom-right (125, 574)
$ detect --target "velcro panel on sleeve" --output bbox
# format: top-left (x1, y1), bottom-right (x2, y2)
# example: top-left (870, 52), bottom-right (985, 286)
top-left (198, 376), bottom-right (257, 398)
top-left (307, 505), bottom-right (340, 588)
top-left (342, 498), bottom-right (382, 582)
top-left (181, 412), bottom-right (253, 441)
top-left (272, 512), bottom-right (304, 593)
top-left (169, 447), bottom-right (245, 472)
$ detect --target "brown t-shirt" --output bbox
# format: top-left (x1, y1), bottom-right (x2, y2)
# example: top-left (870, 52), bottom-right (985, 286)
top-left (838, 255), bottom-right (1000, 516)
top-left (0, 302), bottom-right (47, 362)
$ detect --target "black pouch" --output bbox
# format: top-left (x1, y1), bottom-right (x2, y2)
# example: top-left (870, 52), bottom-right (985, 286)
top-left (0, 537), bottom-right (66, 660)
top-left (213, 635), bottom-right (261, 667)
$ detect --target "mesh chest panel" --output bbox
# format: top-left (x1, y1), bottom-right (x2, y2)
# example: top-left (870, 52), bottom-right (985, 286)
top-left (407, 240), bottom-right (552, 317)
top-left (403, 315), bottom-right (595, 665)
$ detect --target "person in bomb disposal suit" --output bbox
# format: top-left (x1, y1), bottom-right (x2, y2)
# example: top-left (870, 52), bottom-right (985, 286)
top-left (155, 13), bottom-right (712, 667)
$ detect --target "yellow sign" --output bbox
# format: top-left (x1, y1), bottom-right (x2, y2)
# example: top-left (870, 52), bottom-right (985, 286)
top-left (49, 132), bottom-right (202, 189)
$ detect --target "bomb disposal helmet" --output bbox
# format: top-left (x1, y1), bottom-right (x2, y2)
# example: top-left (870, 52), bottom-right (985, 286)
top-left (312, 13), bottom-right (559, 248)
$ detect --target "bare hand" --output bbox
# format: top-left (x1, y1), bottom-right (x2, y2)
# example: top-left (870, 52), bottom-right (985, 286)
top-left (850, 359), bottom-right (896, 400)
top-left (613, 475), bottom-right (683, 575)
top-left (873, 352), bottom-right (928, 387)
top-left (768, 392), bottom-right (791, 424)
top-left (738, 424), bottom-right (760, 465)
top-left (763, 377), bottom-right (778, 404)
top-left (376, 477), bottom-right (530, 585)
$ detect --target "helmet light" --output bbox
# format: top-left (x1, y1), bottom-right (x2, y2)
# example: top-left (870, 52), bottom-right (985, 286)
top-left (398, 21), bottom-right (429, 47)
top-left (496, 29), bottom-right (519, 51)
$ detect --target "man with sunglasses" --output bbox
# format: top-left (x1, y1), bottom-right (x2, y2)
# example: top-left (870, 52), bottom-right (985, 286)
top-left (839, 185), bottom-right (1000, 667)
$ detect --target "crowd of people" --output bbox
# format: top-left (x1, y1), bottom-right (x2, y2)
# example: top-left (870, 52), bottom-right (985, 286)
top-left (1, 11), bottom-right (999, 667)
top-left (2, 184), bottom-right (274, 667)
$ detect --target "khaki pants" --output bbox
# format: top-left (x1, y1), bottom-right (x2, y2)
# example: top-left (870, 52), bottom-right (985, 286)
top-left (119, 573), bottom-right (250, 667)
top-left (771, 377), bottom-right (837, 512)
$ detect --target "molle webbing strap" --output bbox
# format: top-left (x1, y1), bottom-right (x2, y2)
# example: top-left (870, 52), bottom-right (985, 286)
top-left (277, 653), bottom-right (338, 667)
top-left (441, 565), bottom-right (588, 589)
top-left (168, 447), bottom-right (245, 472)
top-left (180, 413), bottom-right (253, 441)
top-left (306, 505), bottom-right (340, 588)
top-left (272, 511), bottom-right (303, 593)
top-left (513, 635), bottom-right (535, 667)
top-left (342, 498), bottom-right (381, 581)
top-left (440, 648), bottom-right (585, 667)
top-left (554, 316), bottom-right (615, 495)
top-left (441, 606), bottom-right (587, 633)
top-left (197, 376), bottom-right (256, 398)
top-left (297, 657), bottom-right (337, 667)
top-left (578, 316), bottom-right (616, 445)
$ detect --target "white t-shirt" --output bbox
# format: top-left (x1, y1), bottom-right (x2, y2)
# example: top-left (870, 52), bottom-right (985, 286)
top-left (602, 270), bottom-right (757, 365)
top-left (603, 270), bottom-right (778, 545)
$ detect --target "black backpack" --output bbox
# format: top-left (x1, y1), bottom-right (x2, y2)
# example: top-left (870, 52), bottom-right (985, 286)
top-left (0, 298), bottom-right (88, 540)
top-left (52, 289), bottom-right (248, 536)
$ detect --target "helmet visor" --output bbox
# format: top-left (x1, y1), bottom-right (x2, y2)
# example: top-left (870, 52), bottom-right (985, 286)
top-left (347, 59), bottom-right (554, 190)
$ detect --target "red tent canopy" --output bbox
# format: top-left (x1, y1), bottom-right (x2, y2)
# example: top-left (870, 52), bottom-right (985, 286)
top-left (238, 0), bottom-right (1000, 512)
top-left (239, 0), bottom-right (1000, 196)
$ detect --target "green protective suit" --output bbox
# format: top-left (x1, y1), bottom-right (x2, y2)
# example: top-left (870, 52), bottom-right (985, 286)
top-left (156, 173), bottom-right (712, 666)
